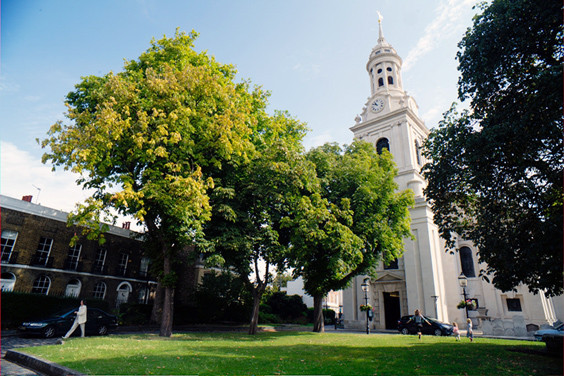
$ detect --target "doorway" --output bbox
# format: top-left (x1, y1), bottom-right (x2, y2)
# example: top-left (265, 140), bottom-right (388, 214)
top-left (383, 292), bottom-right (401, 330)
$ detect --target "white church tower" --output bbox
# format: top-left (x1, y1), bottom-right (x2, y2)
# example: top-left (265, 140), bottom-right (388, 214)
top-left (342, 14), bottom-right (561, 335)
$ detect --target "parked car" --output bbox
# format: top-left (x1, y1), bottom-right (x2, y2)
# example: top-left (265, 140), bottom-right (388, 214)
top-left (18, 307), bottom-right (118, 338)
top-left (397, 315), bottom-right (454, 336)
top-left (534, 322), bottom-right (563, 341)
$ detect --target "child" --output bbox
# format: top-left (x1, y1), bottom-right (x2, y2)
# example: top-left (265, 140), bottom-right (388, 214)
top-left (407, 309), bottom-right (430, 340)
top-left (466, 318), bottom-right (474, 342)
top-left (452, 322), bottom-right (460, 341)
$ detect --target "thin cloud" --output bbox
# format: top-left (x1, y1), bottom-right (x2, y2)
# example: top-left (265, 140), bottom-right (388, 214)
top-left (403, 0), bottom-right (478, 71)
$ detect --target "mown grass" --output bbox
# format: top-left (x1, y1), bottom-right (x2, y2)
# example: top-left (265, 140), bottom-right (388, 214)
top-left (21, 331), bottom-right (562, 375)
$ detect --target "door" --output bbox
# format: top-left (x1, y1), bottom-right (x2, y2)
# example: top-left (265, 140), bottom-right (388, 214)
top-left (383, 292), bottom-right (401, 330)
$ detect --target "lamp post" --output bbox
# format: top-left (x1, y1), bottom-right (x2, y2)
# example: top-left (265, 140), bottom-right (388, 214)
top-left (361, 278), bottom-right (370, 335)
top-left (458, 273), bottom-right (468, 319)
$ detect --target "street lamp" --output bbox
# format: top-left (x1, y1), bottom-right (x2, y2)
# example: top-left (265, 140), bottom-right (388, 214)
top-left (361, 278), bottom-right (370, 335)
top-left (458, 272), bottom-right (468, 319)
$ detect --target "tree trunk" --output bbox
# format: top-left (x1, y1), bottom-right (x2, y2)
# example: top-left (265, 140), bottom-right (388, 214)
top-left (159, 252), bottom-right (174, 337)
top-left (248, 287), bottom-right (261, 335)
top-left (150, 283), bottom-right (164, 324)
top-left (312, 294), bottom-right (325, 333)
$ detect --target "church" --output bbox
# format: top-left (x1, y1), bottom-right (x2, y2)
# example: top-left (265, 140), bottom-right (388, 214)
top-left (341, 17), bottom-right (562, 337)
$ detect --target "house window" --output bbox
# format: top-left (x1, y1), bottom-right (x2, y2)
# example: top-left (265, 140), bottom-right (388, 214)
top-left (93, 282), bottom-right (107, 299)
top-left (1, 230), bottom-right (18, 263)
top-left (66, 244), bottom-right (82, 271)
top-left (118, 253), bottom-right (129, 276)
top-left (34, 237), bottom-right (53, 266)
top-left (31, 275), bottom-right (51, 295)
top-left (93, 249), bottom-right (107, 273)
top-left (376, 138), bottom-right (390, 155)
top-left (459, 246), bottom-right (476, 277)
top-left (140, 257), bottom-right (150, 278)
top-left (1, 272), bottom-right (16, 292)
top-left (506, 298), bottom-right (522, 312)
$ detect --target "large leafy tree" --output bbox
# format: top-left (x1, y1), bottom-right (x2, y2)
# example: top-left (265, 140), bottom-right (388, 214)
top-left (201, 111), bottom-right (314, 335)
top-left (285, 142), bottom-right (414, 332)
top-left (422, 0), bottom-right (563, 296)
top-left (40, 30), bottom-right (266, 336)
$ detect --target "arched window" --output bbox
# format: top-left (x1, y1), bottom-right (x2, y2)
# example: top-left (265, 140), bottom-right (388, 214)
top-left (65, 279), bottom-right (82, 297)
top-left (1, 272), bottom-right (16, 292)
top-left (377, 68), bottom-right (382, 74)
top-left (459, 247), bottom-right (476, 277)
top-left (32, 275), bottom-right (51, 295)
top-left (93, 281), bottom-right (107, 299)
top-left (116, 282), bottom-right (132, 306)
top-left (376, 138), bottom-right (390, 155)
top-left (386, 67), bottom-right (392, 72)
top-left (388, 76), bottom-right (394, 85)
top-left (378, 78), bottom-right (384, 87)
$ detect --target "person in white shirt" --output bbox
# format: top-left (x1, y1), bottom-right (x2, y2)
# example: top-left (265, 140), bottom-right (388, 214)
top-left (63, 300), bottom-right (87, 338)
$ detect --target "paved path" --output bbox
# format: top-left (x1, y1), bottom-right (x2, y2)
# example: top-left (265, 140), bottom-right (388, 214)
top-left (1, 335), bottom-right (60, 376)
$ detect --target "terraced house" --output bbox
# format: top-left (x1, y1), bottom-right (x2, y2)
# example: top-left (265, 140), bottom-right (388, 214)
top-left (1, 194), bottom-right (157, 308)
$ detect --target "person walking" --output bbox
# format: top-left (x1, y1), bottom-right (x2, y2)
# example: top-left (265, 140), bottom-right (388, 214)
top-left (407, 309), bottom-right (430, 340)
top-left (63, 300), bottom-right (87, 339)
top-left (466, 318), bottom-right (474, 342)
top-left (452, 322), bottom-right (460, 341)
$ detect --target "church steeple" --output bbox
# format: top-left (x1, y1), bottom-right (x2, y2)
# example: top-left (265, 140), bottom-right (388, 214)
top-left (367, 13), bottom-right (403, 96)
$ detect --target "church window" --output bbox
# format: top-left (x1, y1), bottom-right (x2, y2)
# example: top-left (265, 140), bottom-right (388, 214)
top-left (376, 138), bottom-right (390, 155)
top-left (377, 68), bottom-right (382, 74)
top-left (415, 140), bottom-right (422, 165)
top-left (506, 298), bottom-right (522, 312)
top-left (384, 258), bottom-right (399, 269)
top-left (378, 78), bottom-right (384, 87)
top-left (459, 246), bottom-right (476, 277)
top-left (388, 76), bottom-right (394, 85)
top-left (387, 67), bottom-right (392, 71)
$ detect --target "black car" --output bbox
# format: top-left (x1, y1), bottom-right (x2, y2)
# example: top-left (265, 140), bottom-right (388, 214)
top-left (19, 307), bottom-right (118, 338)
top-left (397, 315), bottom-right (453, 336)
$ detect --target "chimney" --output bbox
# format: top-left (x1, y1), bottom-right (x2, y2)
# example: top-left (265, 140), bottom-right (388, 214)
top-left (122, 222), bottom-right (131, 230)
top-left (22, 195), bottom-right (33, 202)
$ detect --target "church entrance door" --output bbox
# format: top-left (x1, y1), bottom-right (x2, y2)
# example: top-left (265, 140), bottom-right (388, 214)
top-left (383, 292), bottom-right (401, 330)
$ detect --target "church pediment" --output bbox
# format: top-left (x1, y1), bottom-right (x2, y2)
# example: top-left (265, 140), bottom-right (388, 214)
top-left (374, 273), bottom-right (404, 283)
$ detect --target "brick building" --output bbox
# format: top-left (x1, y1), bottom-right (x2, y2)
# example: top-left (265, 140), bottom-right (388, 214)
top-left (0, 194), bottom-right (159, 308)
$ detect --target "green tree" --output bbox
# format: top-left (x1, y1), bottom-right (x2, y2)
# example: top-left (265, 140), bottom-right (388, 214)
top-left (422, 0), bottom-right (563, 296)
top-left (201, 111), bottom-right (313, 334)
top-left (40, 30), bottom-right (266, 336)
top-left (284, 141), bottom-right (414, 332)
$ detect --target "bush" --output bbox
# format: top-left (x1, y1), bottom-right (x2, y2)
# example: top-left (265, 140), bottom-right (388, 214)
top-left (264, 292), bottom-right (308, 322)
top-left (118, 303), bottom-right (153, 326)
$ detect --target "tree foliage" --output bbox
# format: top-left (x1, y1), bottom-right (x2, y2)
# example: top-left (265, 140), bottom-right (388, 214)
top-left (40, 30), bottom-right (266, 336)
top-left (201, 110), bottom-right (313, 334)
top-left (422, 0), bottom-right (563, 296)
top-left (284, 141), bottom-right (414, 331)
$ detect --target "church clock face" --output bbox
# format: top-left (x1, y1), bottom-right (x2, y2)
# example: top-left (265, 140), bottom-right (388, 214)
top-left (371, 98), bottom-right (385, 113)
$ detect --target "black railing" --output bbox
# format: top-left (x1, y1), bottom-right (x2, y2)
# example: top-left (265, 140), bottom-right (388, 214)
top-left (91, 264), bottom-right (106, 274)
top-left (1, 251), bottom-right (18, 264)
top-left (30, 255), bottom-right (54, 267)
top-left (63, 258), bottom-right (83, 272)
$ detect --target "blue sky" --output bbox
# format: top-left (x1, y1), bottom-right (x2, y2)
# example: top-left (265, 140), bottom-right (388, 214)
top-left (1, 0), bottom-right (480, 215)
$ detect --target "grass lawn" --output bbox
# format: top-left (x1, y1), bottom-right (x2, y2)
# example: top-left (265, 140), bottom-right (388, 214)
top-left (21, 331), bottom-right (562, 375)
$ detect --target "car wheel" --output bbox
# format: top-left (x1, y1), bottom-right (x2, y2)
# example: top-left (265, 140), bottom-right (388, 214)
top-left (401, 328), bottom-right (410, 335)
top-left (97, 325), bottom-right (108, 336)
top-left (44, 326), bottom-right (56, 338)
top-left (434, 328), bottom-right (442, 336)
